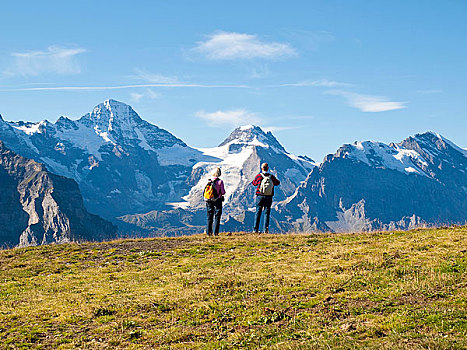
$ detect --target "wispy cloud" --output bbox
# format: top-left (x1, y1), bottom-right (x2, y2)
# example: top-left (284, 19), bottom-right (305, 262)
top-left (194, 31), bottom-right (297, 60)
top-left (0, 78), bottom-right (349, 95)
top-left (274, 79), bottom-right (352, 88)
top-left (326, 90), bottom-right (407, 112)
top-left (263, 125), bottom-right (301, 132)
top-left (132, 68), bottom-right (179, 83)
top-left (130, 92), bottom-right (144, 103)
top-left (196, 109), bottom-right (263, 127)
top-left (0, 82), bottom-right (251, 92)
top-left (195, 109), bottom-right (310, 132)
top-left (130, 88), bottom-right (161, 103)
top-left (4, 46), bottom-right (86, 77)
top-left (0, 81), bottom-right (345, 92)
top-left (145, 89), bottom-right (161, 99)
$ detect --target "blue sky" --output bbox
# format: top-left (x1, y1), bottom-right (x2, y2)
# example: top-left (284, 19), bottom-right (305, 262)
top-left (1, 0), bottom-right (466, 162)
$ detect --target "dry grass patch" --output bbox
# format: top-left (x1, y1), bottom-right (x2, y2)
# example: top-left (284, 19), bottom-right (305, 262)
top-left (0, 228), bottom-right (466, 349)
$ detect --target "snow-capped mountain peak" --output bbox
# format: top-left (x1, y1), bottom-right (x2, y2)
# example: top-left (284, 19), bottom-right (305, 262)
top-left (0, 100), bottom-right (217, 219)
top-left (280, 131), bottom-right (467, 234)
top-left (332, 131), bottom-right (467, 179)
top-left (219, 125), bottom-right (287, 153)
top-left (63, 99), bottom-right (190, 155)
top-left (175, 125), bottom-right (316, 214)
top-left (334, 139), bottom-right (429, 176)
top-left (411, 131), bottom-right (467, 158)
top-left (80, 99), bottom-right (142, 133)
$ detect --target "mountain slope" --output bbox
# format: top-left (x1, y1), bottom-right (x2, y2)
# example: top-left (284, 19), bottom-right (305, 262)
top-left (182, 125), bottom-right (314, 212)
top-left (118, 125), bottom-right (315, 233)
top-left (4, 100), bottom-right (467, 235)
top-left (279, 132), bottom-right (467, 232)
top-left (0, 141), bottom-right (116, 247)
top-left (0, 100), bottom-right (215, 220)
top-left (2, 103), bottom-right (315, 234)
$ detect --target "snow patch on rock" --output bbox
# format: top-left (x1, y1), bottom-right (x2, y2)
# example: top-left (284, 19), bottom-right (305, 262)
top-left (344, 141), bottom-right (429, 176)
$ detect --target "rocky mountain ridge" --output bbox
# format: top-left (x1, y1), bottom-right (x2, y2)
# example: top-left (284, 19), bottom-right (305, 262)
top-left (0, 141), bottom-right (116, 247)
top-left (0, 101), bottom-right (316, 235)
top-left (117, 125), bottom-right (316, 233)
top-left (0, 100), bottom-right (215, 220)
top-left (1, 100), bottom-right (467, 237)
top-left (278, 131), bottom-right (467, 232)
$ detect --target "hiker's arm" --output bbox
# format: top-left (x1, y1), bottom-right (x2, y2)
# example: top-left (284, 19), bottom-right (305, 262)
top-left (272, 175), bottom-right (280, 186)
top-left (219, 181), bottom-right (226, 196)
top-left (251, 174), bottom-right (262, 186)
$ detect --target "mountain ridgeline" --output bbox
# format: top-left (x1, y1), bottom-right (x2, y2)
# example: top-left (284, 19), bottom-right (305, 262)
top-left (1, 99), bottom-right (466, 245)
top-left (0, 141), bottom-right (115, 247)
top-left (278, 133), bottom-right (467, 232)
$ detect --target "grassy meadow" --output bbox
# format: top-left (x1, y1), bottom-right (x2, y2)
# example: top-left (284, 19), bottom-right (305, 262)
top-left (0, 227), bottom-right (466, 349)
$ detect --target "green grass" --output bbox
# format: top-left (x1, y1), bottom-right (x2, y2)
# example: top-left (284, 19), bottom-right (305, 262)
top-left (0, 227), bottom-right (466, 349)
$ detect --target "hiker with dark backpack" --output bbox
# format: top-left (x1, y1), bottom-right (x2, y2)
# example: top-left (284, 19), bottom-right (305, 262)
top-left (251, 163), bottom-right (280, 233)
top-left (203, 167), bottom-right (226, 236)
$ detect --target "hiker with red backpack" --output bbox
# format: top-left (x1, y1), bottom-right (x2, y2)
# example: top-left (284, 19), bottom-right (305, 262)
top-left (251, 163), bottom-right (280, 233)
top-left (203, 167), bottom-right (226, 236)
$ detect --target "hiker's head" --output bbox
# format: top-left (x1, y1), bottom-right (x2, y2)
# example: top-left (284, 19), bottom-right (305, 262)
top-left (212, 167), bottom-right (221, 177)
top-left (261, 163), bottom-right (269, 172)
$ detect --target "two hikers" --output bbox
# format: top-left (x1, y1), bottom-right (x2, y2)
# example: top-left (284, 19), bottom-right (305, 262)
top-left (203, 163), bottom-right (280, 235)
top-left (204, 167), bottom-right (226, 236)
top-left (251, 163), bottom-right (280, 233)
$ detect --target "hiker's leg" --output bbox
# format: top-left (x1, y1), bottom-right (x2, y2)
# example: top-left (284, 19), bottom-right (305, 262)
top-left (263, 207), bottom-right (271, 233)
top-left (206, 202), bottom-right (214, 235)
top-left (263, 196), bottom-right (273, 233)
top-left (254, 196), bottom-right (263, 232)
top-left (214, 199), bottom-right (222, 235)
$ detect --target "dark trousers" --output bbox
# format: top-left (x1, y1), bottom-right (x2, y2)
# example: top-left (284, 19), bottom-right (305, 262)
top-left (254, 195), bottom-right (273, 232)
top-left (206, 199), bottom-right (222, 236)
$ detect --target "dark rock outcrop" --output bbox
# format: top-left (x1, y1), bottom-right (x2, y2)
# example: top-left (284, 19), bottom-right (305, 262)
top-left (0, 141), bottom-right (116, 247)
top-left (278, 132), bottom-right (467, 232)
